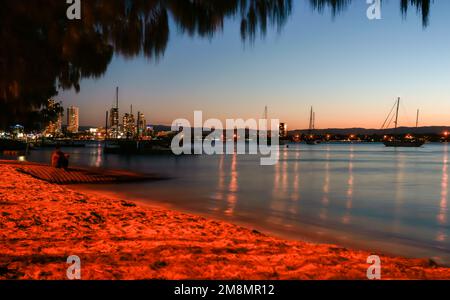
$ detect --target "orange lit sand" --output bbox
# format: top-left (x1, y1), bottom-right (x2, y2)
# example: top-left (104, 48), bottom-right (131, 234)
top-left (1, 163), bottom-right (450, 280)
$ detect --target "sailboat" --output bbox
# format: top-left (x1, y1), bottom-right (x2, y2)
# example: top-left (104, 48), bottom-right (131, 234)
top-left (306, 107), bottom-right (321, 145)
top-left (382, 97), bottom-right (425, 148)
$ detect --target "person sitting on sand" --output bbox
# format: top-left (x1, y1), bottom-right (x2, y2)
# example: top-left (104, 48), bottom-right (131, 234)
top-left (51, 146), bottom-right (62, 168)
top-left (51, 146), bottom-right (70, 169)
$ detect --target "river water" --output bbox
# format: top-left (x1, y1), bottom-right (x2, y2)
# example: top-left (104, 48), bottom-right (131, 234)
top-left (16, 142), bottom-right (450, 264)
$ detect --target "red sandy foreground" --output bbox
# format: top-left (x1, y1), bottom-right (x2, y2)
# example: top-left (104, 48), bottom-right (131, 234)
top-left (1, 163), bottom-right (450, 280)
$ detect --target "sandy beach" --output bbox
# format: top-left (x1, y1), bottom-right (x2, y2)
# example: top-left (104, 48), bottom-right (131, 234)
top-left (1, 163), bottom-right (450, 280)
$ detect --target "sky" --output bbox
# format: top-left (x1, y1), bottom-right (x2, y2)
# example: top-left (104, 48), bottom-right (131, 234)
top-left (59, 0), bottom-right (450, 129)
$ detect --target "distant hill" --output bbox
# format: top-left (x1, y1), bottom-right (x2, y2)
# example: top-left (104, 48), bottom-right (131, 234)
top-left (290, 126), bottom-right (450, 135)
top-left (151, 125), bottom-right (450, 135)
top-left (79, 124), bottom-right (449, 135)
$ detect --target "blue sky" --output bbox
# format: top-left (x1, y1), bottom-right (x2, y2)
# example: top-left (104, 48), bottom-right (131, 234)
top-left (59, 0), bottom-right (450, 129)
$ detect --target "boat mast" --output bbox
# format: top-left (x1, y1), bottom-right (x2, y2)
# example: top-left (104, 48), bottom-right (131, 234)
top-left (394, 97), bottom-right (400, 130)
top-left (313, 112), bottom-right (316, 131)
top-left (309, 107), bottom-right (313, 134)
top-left (116, 87), bottom-right (119, 110)
top-left (416, 109), bottom-right (420, 128)
top-left (105, 111), bottom-right (109, 140)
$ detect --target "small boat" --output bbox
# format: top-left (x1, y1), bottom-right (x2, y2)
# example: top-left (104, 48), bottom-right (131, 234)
top-left (306, 139), bottom-right (321, 145)
top-left (382, 97), bottom-right (425, 148)
top-left (104, 139), bottom-right (173, 155)
top-left (383, 140), bottom-right (425, 147)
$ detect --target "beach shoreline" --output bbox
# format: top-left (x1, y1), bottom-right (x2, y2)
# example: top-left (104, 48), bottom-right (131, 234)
top-left (78, 184), bottom-right (450, 267)
top-left (1, 163), bottom-right (450, 280)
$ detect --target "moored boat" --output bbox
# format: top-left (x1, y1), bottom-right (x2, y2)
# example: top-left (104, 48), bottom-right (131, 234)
top-left (305, 107), bottom-right (321, 145)
top-left (382, 98), bottom-right (424, 148)
top-left (383, 140), bottom-right (425, 147)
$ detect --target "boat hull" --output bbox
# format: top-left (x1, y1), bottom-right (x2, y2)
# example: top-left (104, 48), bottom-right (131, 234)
top-left (306, 140), bottom-right (321, 145)
top-left (104, 140), bottom-right (173, 155)
top-left (383, 140), bottom-right (425, 147)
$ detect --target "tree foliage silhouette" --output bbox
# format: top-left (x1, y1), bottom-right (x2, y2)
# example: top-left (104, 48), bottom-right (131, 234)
top-left (0, 0), bottom-right (432, 129)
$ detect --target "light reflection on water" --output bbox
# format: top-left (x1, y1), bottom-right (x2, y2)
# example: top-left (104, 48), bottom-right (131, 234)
top-left (437, 144), bottom-right (448, 242)
top-left (20, 142), bottom-right (450, 264)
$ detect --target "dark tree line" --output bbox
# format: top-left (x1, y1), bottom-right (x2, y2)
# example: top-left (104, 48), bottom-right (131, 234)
top-left (0, 0), bottom-right (432, 130)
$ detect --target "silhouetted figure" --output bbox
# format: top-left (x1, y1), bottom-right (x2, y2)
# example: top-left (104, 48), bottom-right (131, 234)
top-left (51, 145), bottom-right (70, 169)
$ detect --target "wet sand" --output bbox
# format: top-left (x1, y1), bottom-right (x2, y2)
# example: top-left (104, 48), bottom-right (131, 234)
top-left (1, 163), bottom-right (450, 280)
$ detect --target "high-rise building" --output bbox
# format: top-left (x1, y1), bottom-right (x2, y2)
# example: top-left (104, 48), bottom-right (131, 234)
top-left (44, 99), bottom-right (63, 136)
top-left (110, 107), bottom-right (119, 129)
top-left (56, 112), bottom-right (63, 133)
top-left (137, 112), bottom-right (146, 137)
top-left (123, 105), bottom-right (136, 138)
top-left (110, 87), bottom-right (120, 138)
top-left (67, 106), bottom-right (79, 133)
top-left (279, 123), bottom-right (288, 138)
top-left (110, 107), bottom-right (119, 138)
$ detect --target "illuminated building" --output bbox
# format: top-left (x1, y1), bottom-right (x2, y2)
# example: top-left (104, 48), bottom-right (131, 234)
top-left (279, 123), bottom-right (288, 138)
top-left (123, 105), bottom-right (136, 139)
top-left (137, 112), bottom-right (146, 137)
top-left (44, 99), bottom-right (63, 136)
top-left (110, 87), bottom-right (120, 138)
top-left (66, 106), bottom-right (79, 133)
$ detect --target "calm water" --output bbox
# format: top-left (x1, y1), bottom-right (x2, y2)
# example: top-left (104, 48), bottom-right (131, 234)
top-left (16, 143), bottom-right (450, 264)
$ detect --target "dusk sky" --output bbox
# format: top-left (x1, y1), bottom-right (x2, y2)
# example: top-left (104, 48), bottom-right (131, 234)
top-left (59, 0), bottom-right (450, 129)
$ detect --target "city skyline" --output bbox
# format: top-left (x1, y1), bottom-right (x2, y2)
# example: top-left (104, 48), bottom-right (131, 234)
top-left (58, 1), bottom-right (450, 129)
